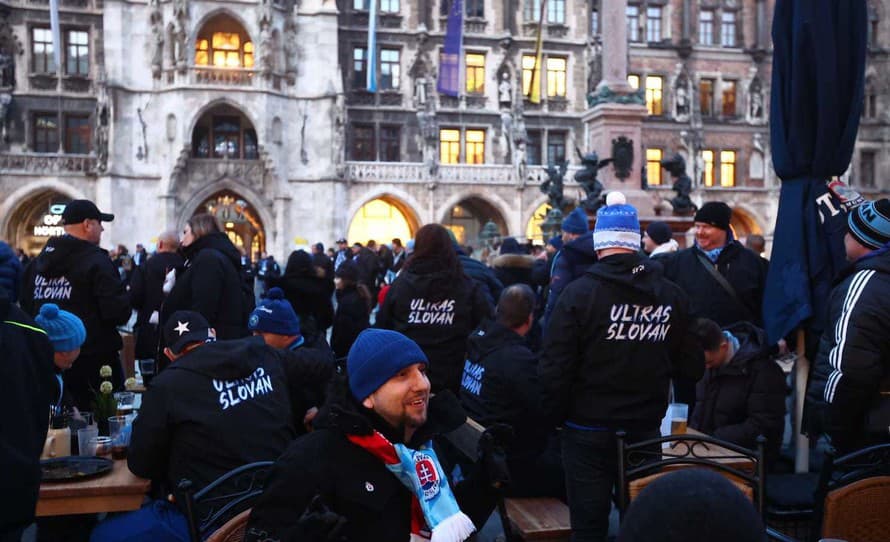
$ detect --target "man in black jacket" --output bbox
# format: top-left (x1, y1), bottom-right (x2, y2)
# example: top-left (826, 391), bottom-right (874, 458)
top-left (460, 284), bottom-right (563, 498)
top-left (245, 329), bottom-right (495, 542)
top-left (90, 311), bottom-right (295, 542)
top-left (129, 230), bottom-right (182, 361)
top-left (806, 198), bottom-right (890, 453)
top-left (689, 319), bottom-right (786, 465)
top-left (20, 199), bottom-right (131, 410)
top-left (540, 194), bottom-right (704, 542)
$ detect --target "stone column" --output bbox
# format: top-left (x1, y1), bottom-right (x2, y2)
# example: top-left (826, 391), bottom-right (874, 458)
top-left (756, 0), bottom-right (768, 50)
top-left (682, 0), bottom-right (692, 41)
top-left (595, 0), bottom-right (634, 95)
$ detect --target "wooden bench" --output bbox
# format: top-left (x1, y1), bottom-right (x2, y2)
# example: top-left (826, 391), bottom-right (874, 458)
top-left (443, 418), bottom-right (571, 541)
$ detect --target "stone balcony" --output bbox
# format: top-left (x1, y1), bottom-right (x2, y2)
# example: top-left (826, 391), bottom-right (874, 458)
top-left (163, 67), bottom-right (286, 91)
top-left (344, 161), bottom-right (582, 186)
top-left (0, 152), bottom-right (96, 175)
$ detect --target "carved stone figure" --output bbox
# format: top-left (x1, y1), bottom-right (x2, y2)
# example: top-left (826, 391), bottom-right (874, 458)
top-left (150, 4), bottom-right (164, 78)
top-left (660, 153), bottom-right (696, 215)
top-left (259, 22), bottom-right (274, 75)
top-left (0, 93), bottom-right (11, 143)
top-left (511, 99), bottom-right (528, 180)
top-left (498, 72), bottom-right (512, 108)
top-left (416, 91), bottom-right (438, 175)
top-left (414, 74), bottom-right (428, 107)
top-left (540, 161), bottom-right (568, 211)
top-left (174, 22), bottom-right (188, 67)
top-left (94, 81), bottom-right (110, 172)
top-left (674, 75), bottom-right (690, 119)
top-left (749, 81), bottom-right (764, 119)
top-left (332, 94), bottom-right (345, 168)
top-left (284, 16), bottom-right (298, 77)
top-left (0, 51), bottom-right (13, 88)
top-left (574, 148), bottom-right (613, 213)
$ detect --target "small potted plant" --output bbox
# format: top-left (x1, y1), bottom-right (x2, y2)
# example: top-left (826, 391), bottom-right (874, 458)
top-left (91, 365), bottom-right (116, 435)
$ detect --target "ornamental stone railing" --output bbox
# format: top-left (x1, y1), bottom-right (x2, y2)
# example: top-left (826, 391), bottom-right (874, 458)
top-left (192, 67), bottom-right (257, 87)
top-left (0, 152), bottom-right (96, 175)
top-left (344, 161), bottom-right (584, 186)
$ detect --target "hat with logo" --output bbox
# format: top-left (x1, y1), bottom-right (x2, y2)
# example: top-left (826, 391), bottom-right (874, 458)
top-left (694, 201), bottom-right (732, 232)
top-left (561, 207), bottom-right (590, 235)
top-left (163, 310), bottom-right (216, 354)
top-left (61, 199), bottom-right (115, 225)
top-left (248, 287), bottom-right (301, 336)
top-left (347, 329), bottom-right (428, 402)
top-left (848, 198), bottom-right (890, 250)
top-left (594, 192), bottom-right (641, 251)
top-left (36, 303), bottom-right (86, 353)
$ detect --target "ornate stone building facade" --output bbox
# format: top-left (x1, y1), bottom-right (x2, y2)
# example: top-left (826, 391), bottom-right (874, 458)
top-left (1, 0), bottom-right (889, 255)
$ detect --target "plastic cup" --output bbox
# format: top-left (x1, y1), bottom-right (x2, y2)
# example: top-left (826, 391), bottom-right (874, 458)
top-left (108, 416), bottom-right (131, 459)
top-left (88, 436), bottom-right (112, 457)
top-left (669, 403), bottom-right (688, 434)
top-left (114, 391), bottom-right (135, 416)
top-left (77, 426), bottom-right (99, 456)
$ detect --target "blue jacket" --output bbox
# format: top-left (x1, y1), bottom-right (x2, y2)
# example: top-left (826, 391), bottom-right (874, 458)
top-left (0, 241), bottom-right (22, 302)
top-left (542, 232), bottom-right (597, 331)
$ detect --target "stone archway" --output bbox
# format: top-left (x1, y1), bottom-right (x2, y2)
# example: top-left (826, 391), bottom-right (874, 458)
top-left (440, 195), bottom-right (509, 246)
top-left (347, 194), bottom-right (421, 246)
top-left (2, 184), bottom-right (85, 255)
top-left (730, 206), bottom-right (763, 239)
top-left (189, 189), bottom-right (268, 259)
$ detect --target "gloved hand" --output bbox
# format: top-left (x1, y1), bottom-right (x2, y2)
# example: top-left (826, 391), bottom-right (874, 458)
top-left (298, 495), bottom-right (348, 541)
top-left (477, 423), bottom-right (514, 489)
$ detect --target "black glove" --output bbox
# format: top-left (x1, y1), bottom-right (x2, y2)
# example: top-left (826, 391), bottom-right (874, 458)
top-left (297, 495), bottom-right (348, 541)
top-left (477, 423), bottom-right (514, 489)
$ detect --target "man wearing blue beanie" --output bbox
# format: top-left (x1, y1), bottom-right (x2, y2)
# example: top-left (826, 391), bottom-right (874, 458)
top-left (543, 206), bottom-right (596, 331)
top-left (246, 328), bottom-right (496, 542)
top-left (249, 287), bottom-right (303, 350)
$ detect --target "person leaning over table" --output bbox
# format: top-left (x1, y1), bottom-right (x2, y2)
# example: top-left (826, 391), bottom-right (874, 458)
top-left (90, 310), bottom-right (295, 542)
top-left (34, 303), bottom-right (87, 415)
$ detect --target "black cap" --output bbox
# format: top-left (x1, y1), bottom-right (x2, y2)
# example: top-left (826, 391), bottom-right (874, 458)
top-left (336, 238), bottom-right (348, 244)
top-left (163, 310), bottom-right (216, 354)
top-left (61, 200), bottom-right (115, 225)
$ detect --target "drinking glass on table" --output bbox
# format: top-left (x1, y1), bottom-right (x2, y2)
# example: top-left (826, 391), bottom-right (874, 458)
top-left (108, 416), bottom-right (131, 460)
top-left (114, 391), bottom-right (136, 416)
top-left (137, 358), bottom-right (157, 387)
top-left (88, 436), bottom-right (113, 457)
top-left (669, 403), bottom-right (688, 435)
top-left (78, 426), bottom-right (100, 456)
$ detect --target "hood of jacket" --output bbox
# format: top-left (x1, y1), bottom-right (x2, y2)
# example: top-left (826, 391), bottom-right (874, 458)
top-left (720, 321), bottom-right (770, 374)
top-left (172, 335), bottom-right (270, 381)
top-left (837, 245), bottom-right (890, 283)
top-left (34, 235), bottom-right (104, 278)
top-left (492, 253), bottom-right (535, 270)
top-left (587, 252), bottom-right (665, 300)
top-left (183, 232), bottom-right (242, 269)
top-left (467, 320), bottom-right (525, 360)
top-left (563, 231), bottom-right (596, 260)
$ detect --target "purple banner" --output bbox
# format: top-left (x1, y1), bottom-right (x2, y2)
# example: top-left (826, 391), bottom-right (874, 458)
top-left (437, 0), bottom-right (463, 97)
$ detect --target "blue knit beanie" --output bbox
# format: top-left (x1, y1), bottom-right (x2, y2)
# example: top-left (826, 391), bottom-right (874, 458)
top-left (248, 287), bottom-right (301, 336)
top-left (594, 192), bottom-right (641, 251)
top-left (347, 329), bottom-right (429, 401)
top-left (36, 303), bottom-right (86, 352)
top-left (561, 207), bottom-right (589, 234)
top-left (848, 198), bottom-right (890, 249)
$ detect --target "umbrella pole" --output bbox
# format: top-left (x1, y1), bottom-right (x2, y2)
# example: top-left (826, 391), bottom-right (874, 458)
top-left (794, 328), bottom-right (809, 473)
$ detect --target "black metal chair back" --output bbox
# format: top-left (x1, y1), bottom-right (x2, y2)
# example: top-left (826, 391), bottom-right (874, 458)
top-left (177, 461), bottom-right (275, 542)
top-left (616, 432), bottom-right (766, 520)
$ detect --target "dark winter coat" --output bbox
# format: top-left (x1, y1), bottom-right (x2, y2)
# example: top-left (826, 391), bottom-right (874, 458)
top-left (540, 253), bottom-right (704, 431)
top-left (20, 234), bottom-right (131, 357)
top-left (311, 252), bottom-right (335, 294)
top-left (376, 268), bottom-right (493, 393)
top-left (458, 252), bottom-right (503, 307)
top-left (353, 247), bottom-right (380, 289)
top-left (275, 334), bottom-right (335, 434)
top-left (331, 287), bottom-right (369, 359)
top-left (805, 249), bottom-right (890, 452)
top-left (269, 251), bottom-right (334, 338)
top-left (660, 241), bottom-right (767, 327)
top-left (0, 291), bottom-right (55, 538)
top-left (128, 336), bottom-right (295, 497)
top-left (244, 378), bottom-right (496, 542)
top-left (690, 322), bottom-right (786, 463)
top-left (129, 251), bottom-right (183, 359)
top-left (162, 232), bottom-right (253, 343)
top-left (0, 241), bottom-right (22, 302)
top-left (542, 232), bottom-right (597, 330)
top-left (460, 320), bottom-right (547, 461)
top-left (492, 253), bottom-right (538, 288)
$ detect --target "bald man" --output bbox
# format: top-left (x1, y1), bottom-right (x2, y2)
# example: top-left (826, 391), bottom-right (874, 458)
top-left (130, 230), bottom-right (184, 362)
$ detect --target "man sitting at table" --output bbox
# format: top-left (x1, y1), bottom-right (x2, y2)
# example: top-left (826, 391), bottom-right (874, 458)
top-left (689, 318), bottom-right (786, 465)
top-left (90, 310), bottom-right (296, 542)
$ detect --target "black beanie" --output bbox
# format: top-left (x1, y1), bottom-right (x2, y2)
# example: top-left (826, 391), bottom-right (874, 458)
top-left (694, 201), bottom-right (733, 232)
top-left (646, 221), bottom-right (673, 245)
top-left (618, 469), bottom-right (766, 542)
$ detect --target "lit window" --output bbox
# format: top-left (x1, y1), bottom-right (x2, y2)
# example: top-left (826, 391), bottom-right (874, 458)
top-left (721, 12), bottom-right (737, 47)
top-left (627, 5), bottom-right (640, 42)
top-left (546, 57), bottom-right (566, 98)
top-left (466, 129), bottom-right (485, 164)
top-left (32, 28), bottom-right (55, 73)
top-left (66, 30), bottom-right (89, 76)
top-left (466, 53), bottom-right (485, 94)
top-left (702, 150), bottom-right (715, 186)
top-left (700, 78), bottom-right (715, 117)
top-left (720, 151), bottom-right (736, 187)
top-left (380, 48), bottom-right (400, 90)
top-left (548, 0), bottom-right (565, 24)
top-left (644, 75), bottom-right (663, 115)
top-left (646, 148), bottom-right (663, 186)
top-left (700, 10), bottom-right (714, 46)
top-left (722, 80), bottom-right (736, 117)
top-left (440, 129), bottom-right (460, 164)
top-left (522, 54), bottom-right (536, 97)
top-left (243, 41), bottom-right (254, 68)
top-left (194, 22), bottom-right (253, 69)
top-left (627, 74), bottom-right (640, 89)
top-left (646, 7), bottom-right (662, 42)
top-left (196, 39), bottom-right (209, 66)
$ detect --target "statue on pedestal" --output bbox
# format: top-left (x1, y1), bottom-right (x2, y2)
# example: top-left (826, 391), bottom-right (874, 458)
top-left (574, 147), bottom-right (613, 213)
top-left (660, 153), bottom-right (696, 215)
top-left (498, 72), bottom-right (512, 109)
top-left (540, 161), bottom-right (568, 211)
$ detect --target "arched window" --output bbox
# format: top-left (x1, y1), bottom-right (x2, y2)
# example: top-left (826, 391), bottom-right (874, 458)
top-left (191, 104), bottom-right (258, 159)
top-left (347, 197), bottom-right (417, 244)
top-left (194, 14), bottom-right (254, 68)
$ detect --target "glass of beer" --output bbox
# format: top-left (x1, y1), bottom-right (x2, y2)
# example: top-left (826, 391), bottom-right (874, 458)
top-left (114, 391), bottom-right (135, 417)
top-left (108, 416), bottom-right (131, 459)
top-left (669, 403), bottom-right (688, 435)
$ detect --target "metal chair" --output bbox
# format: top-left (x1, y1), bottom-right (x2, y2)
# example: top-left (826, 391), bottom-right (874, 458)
top-left (177, 461), bottom-right (274, 542)
top-left (616, 432), bottom-right (766, 520)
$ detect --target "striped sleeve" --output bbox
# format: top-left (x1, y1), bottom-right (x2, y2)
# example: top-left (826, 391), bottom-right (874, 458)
top-left (824, 270), bottom-right (876, 403)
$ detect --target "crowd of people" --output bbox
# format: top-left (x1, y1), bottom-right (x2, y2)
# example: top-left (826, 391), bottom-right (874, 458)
top-left (2, 191), bottom-right (889, 542)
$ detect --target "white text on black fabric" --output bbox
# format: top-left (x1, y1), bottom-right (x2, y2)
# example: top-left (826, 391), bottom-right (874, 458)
top-left (213, 367), bottom-right (274, 410)
top-left (604, 304), bottom-right (672, 342)
top-left (461, 360), bottom-right (484, 396)
top-left (33, 275), bottom-right (72, 301)
top-left (408, 298), bottom-right (456, 325)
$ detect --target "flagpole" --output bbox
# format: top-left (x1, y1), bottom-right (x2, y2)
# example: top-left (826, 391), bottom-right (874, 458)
top-left (50, 0), bottom-right (63, 152)
top-left (457, 0), bottom-right (465, 99)
top-left (366, 0), bottom-right (378, 93)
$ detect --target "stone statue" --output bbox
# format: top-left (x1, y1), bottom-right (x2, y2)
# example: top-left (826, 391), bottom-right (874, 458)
top-left (574, 147), bottom-right (613, 213)
top-left (284, 16), bottom-right (298, 77)
top-left (0, 92), bottom-right (11, 143)
top-left (414, 74), bottom-right (428, 107)
top-left (174, 22), bottom-right (188, 67)
top-left (416, 85), bottom-right (438, 175)
top-left (0, 51), bottom-right (13, 88)
top-left (540, 161), bottom-right (568, 211)
top-left (149, 5), bottom-right (164, 78)
top-left (674, 76), bottom-right (690, 119)
top-left (511, 100), bottom-right (528, 181)
top-left (94, 81), bottom-right (110, 172)
top-left (749, 81), bottom-right (764, 119)
top-left (498, 72), bottom-right (512, 108)
top-left (259, 22), bottom-right (274, 75)
top-left (660, 153), bottom-right (696, 215)
top-left (332, 94), bottom-right (345, 171)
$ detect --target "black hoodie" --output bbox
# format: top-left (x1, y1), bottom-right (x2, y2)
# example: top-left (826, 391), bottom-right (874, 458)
top-left (268, 251), bottom-right (334, 338)
top-left (540, 253), bottom-right (704, 430)
top-left (20, 234), bottom-right (131, 356)
top-left (690, 322), bottom-right (786, 463)
top-left (128, 336), bottom-right (295, 497)
top-left (161, 232), bottom-right (253, 342)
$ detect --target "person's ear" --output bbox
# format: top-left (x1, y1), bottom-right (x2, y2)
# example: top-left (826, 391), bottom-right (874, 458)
top-left (362, 395), bottom-right (374, 410)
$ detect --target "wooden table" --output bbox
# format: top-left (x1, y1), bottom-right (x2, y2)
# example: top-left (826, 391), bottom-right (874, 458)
top-left (37, 459), bottom-right (150, 517)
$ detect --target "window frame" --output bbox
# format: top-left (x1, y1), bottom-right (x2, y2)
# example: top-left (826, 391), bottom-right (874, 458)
top-left (379, 125), bottom-right (401, 162)
top-left (33, 112), bottom-right (59, 153)
top-left (646, 148), bottom-right (663, 186)
top-left (465, 52), bottom-right (486, 95)
top-left (721, 80), bottom-right (737, 117)
top-left (521, 54), bottom-right (536, 98)
top-left (644, 75), bottom-right (663, 116)
top-left (527, 130), bottom-right (542, 166)
top-left (719, 150), bottom-right (736, 187)
top-left (546, 56), bottom-right (567, 98)
top-left (465, 0), bottom-right (484, 19)
top-left (720, 11), bottom-right (738, 47)
top-left (547, 0), bottom-right (566, 24)
top-left (65, 29), bottom-right (90, 77)
top-left (546, 131), bottom-right (566, 166)
top-left (700, 78), bottom-right (715, 117)
top-left (64, 114), bottom-right (91, 154)
top-left (699, 9), bottom-right (715, 46)
top-left (701, 149), bottom-right (716, 187)
top-left (31, 27), bottom-right (56, 74)
top-left (860, 149), bottom-right (877, 188)
top-left (627, 5), bottom-right (641, 42)
top-left (646, 6), bottom-right (662, 42)
top-left (351, 123), bottom-right (376, 161)
top-left (439, 128), bottom-right (461, 164)
top-left (379, 47), bottom-right (401, 91)
top-left (380, 0), bottom-right (400, 14)
top-left (465, 128), bottom-right (486, 165)
top-left (352, 47), bottom-right (367, 89)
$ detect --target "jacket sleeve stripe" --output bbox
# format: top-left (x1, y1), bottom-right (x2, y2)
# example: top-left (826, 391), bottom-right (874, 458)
top-left (825, 270), bottom-right (876, 403)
